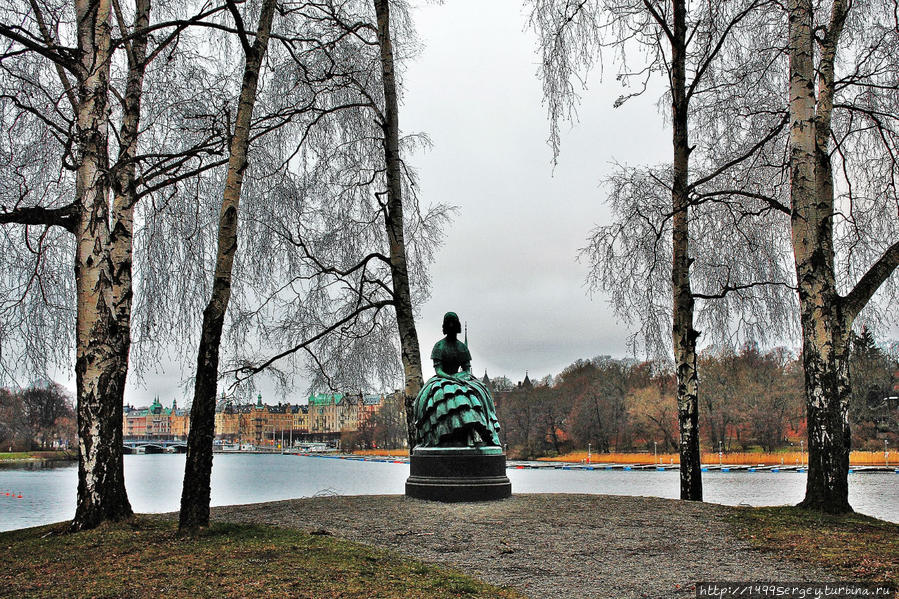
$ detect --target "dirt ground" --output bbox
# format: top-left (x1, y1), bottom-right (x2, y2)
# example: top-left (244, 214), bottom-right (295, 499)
top-left (211, 493), bottom-right (825, 599)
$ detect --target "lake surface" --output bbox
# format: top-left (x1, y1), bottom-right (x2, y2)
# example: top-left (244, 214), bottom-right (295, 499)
top-left (1, 454), bottom-right (896, 532)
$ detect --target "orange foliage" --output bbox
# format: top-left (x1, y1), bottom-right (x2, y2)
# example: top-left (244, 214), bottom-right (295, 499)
top-left (541, 450), bottom-right (896, 466)
top-left (351, 449), bottom-right (409, 457)
top-left (538, 452), bottom-right (679, 464)
top-left (351, 447), bottom-right (895, 465)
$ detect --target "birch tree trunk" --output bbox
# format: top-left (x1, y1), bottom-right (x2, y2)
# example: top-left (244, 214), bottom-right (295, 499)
top-left (110, 1), bottom-right (150, 326)
top-left (106, 0), bottom-right (150, 492)
top-left (179, 0), bottom-right (277, 531)
top-left (789, 0), bottom-right (854, 513)
top-left (785, 0), bottom-right (899, 511)
top-left (373, 0), bottom-right (424, 449)
top-left (71, 0), bottom-right (133, 530)
top-left (670, 0), bottom-right (702, 501)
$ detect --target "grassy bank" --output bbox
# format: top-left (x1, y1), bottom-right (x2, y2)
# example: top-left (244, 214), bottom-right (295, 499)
top-left (0, 450), bottom-right (76, 463)
top-left (0, 518), bottom-right (523, 599)
top-left (730, 506), bottom-right (899, 587)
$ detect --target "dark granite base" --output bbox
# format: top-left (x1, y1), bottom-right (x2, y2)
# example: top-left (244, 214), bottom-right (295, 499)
top-left (405, 447), bottom-right (512, 502)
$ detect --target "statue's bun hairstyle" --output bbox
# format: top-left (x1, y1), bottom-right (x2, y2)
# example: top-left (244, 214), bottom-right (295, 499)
top-left (442, 312), bottom-right (462, 335)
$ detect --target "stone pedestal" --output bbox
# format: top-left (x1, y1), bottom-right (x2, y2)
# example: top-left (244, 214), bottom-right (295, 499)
top-left (405, 446), bottom-right (512, 502)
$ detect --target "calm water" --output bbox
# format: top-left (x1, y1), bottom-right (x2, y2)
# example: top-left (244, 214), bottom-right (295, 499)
top-left (0, 454), bottom-right (896, 531)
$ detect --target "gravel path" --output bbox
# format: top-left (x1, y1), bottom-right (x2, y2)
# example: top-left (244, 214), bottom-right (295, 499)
top-left (211, 493), bottom-right (825, 599)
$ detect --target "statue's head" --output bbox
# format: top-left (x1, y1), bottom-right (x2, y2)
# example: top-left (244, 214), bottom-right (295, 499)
top-left (442, 311), bottom-right (462, 335)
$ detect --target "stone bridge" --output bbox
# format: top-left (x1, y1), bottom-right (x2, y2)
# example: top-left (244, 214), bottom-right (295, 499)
top-left (123, 440), bottom-right (187, 454)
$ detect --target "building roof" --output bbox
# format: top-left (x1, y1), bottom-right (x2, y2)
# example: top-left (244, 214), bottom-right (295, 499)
top-left (337, 395), bottom-right (359, 407)
top-left (521, 371), bottom-right (533, 389)
top-left (127, 397), bottom-right (176, 418)
top-left (308, 392), bottom-right (344, 406)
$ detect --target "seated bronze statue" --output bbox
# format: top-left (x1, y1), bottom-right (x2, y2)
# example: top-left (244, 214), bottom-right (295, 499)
top-left (414, 312), bottom-right (501, 447)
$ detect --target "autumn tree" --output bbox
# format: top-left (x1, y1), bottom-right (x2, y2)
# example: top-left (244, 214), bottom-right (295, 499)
top-left (0, 388), bottom-right (29, 450)
top-left (531, 383), bottom-right (569, 455)
top-left (21, 381), bottom-right (76, 449)
top-left (530, 0), bottom-right (794, 501)
top-left (848, 328), bottom-right (897, 449)
top-left (734, 346), bottom-right (803, 451)
top-left (711, 0), bottom-right (899, 511)
top-left (179, 0), bottom-right (278, 533)
top-left (699, 346), bottom-right (804, 451)
top-left (369, 393), bottom-right (407, 449)
top-left (0, 0), bottom-right (235, 529)
top-left (170, 0), bottom-right (444, 526)
top-left (489, 375), bottom-right (515, 393)
top-left (0, 0), bottom-right (138, 528)
top-left (697, 351), bottom-right (740, 450)
top-left (547, 0), bottom-right (899, 511)
top-left (217, 0), bottom-right (444, 448)
top-left (559, 358), bottom-right (632, 452)
top-left (0, 0), bottom-right (143, 529)
top-left (628, 377), bottom-right (678, 452)
top-left (496, 384), bottom-right (539, 458)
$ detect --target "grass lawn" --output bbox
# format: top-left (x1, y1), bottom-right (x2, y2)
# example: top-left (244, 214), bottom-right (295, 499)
top-left (0, 518), bottom-right (524, 599)
top-left (730, 506), bottom-right (899, 587)
top-left (0, 451), bottom-right (75, 463)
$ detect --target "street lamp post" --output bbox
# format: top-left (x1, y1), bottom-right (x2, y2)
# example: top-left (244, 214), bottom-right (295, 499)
top-left (587, 443), bottom-right (591, 464)
top-left (654, 441), bottom-right (658, 464)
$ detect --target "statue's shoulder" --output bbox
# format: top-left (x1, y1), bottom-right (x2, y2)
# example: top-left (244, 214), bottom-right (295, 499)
top-left (430, 338), bottom-right (448, 359)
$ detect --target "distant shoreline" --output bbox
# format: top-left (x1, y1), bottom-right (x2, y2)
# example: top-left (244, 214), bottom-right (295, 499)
top-left (0, 450), bottom-right (78, 462)
top-left (0, 450), bottom-right (76, 464)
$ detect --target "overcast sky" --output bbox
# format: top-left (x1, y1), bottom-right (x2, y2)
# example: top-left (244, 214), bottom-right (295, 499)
top-left (406, 0), bottom-right (669, 382)
top-left (114, 0), bottom-right (672, 406)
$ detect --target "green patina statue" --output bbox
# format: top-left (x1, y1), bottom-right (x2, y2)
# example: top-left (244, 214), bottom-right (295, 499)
top-left (414, 312), bottom-right (501, 447)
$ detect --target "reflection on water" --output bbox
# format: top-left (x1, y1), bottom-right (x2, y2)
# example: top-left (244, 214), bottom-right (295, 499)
top-left (0, 460), bottom-right (73, 471)
top-left (0, 454), bottom-right (896, 532)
